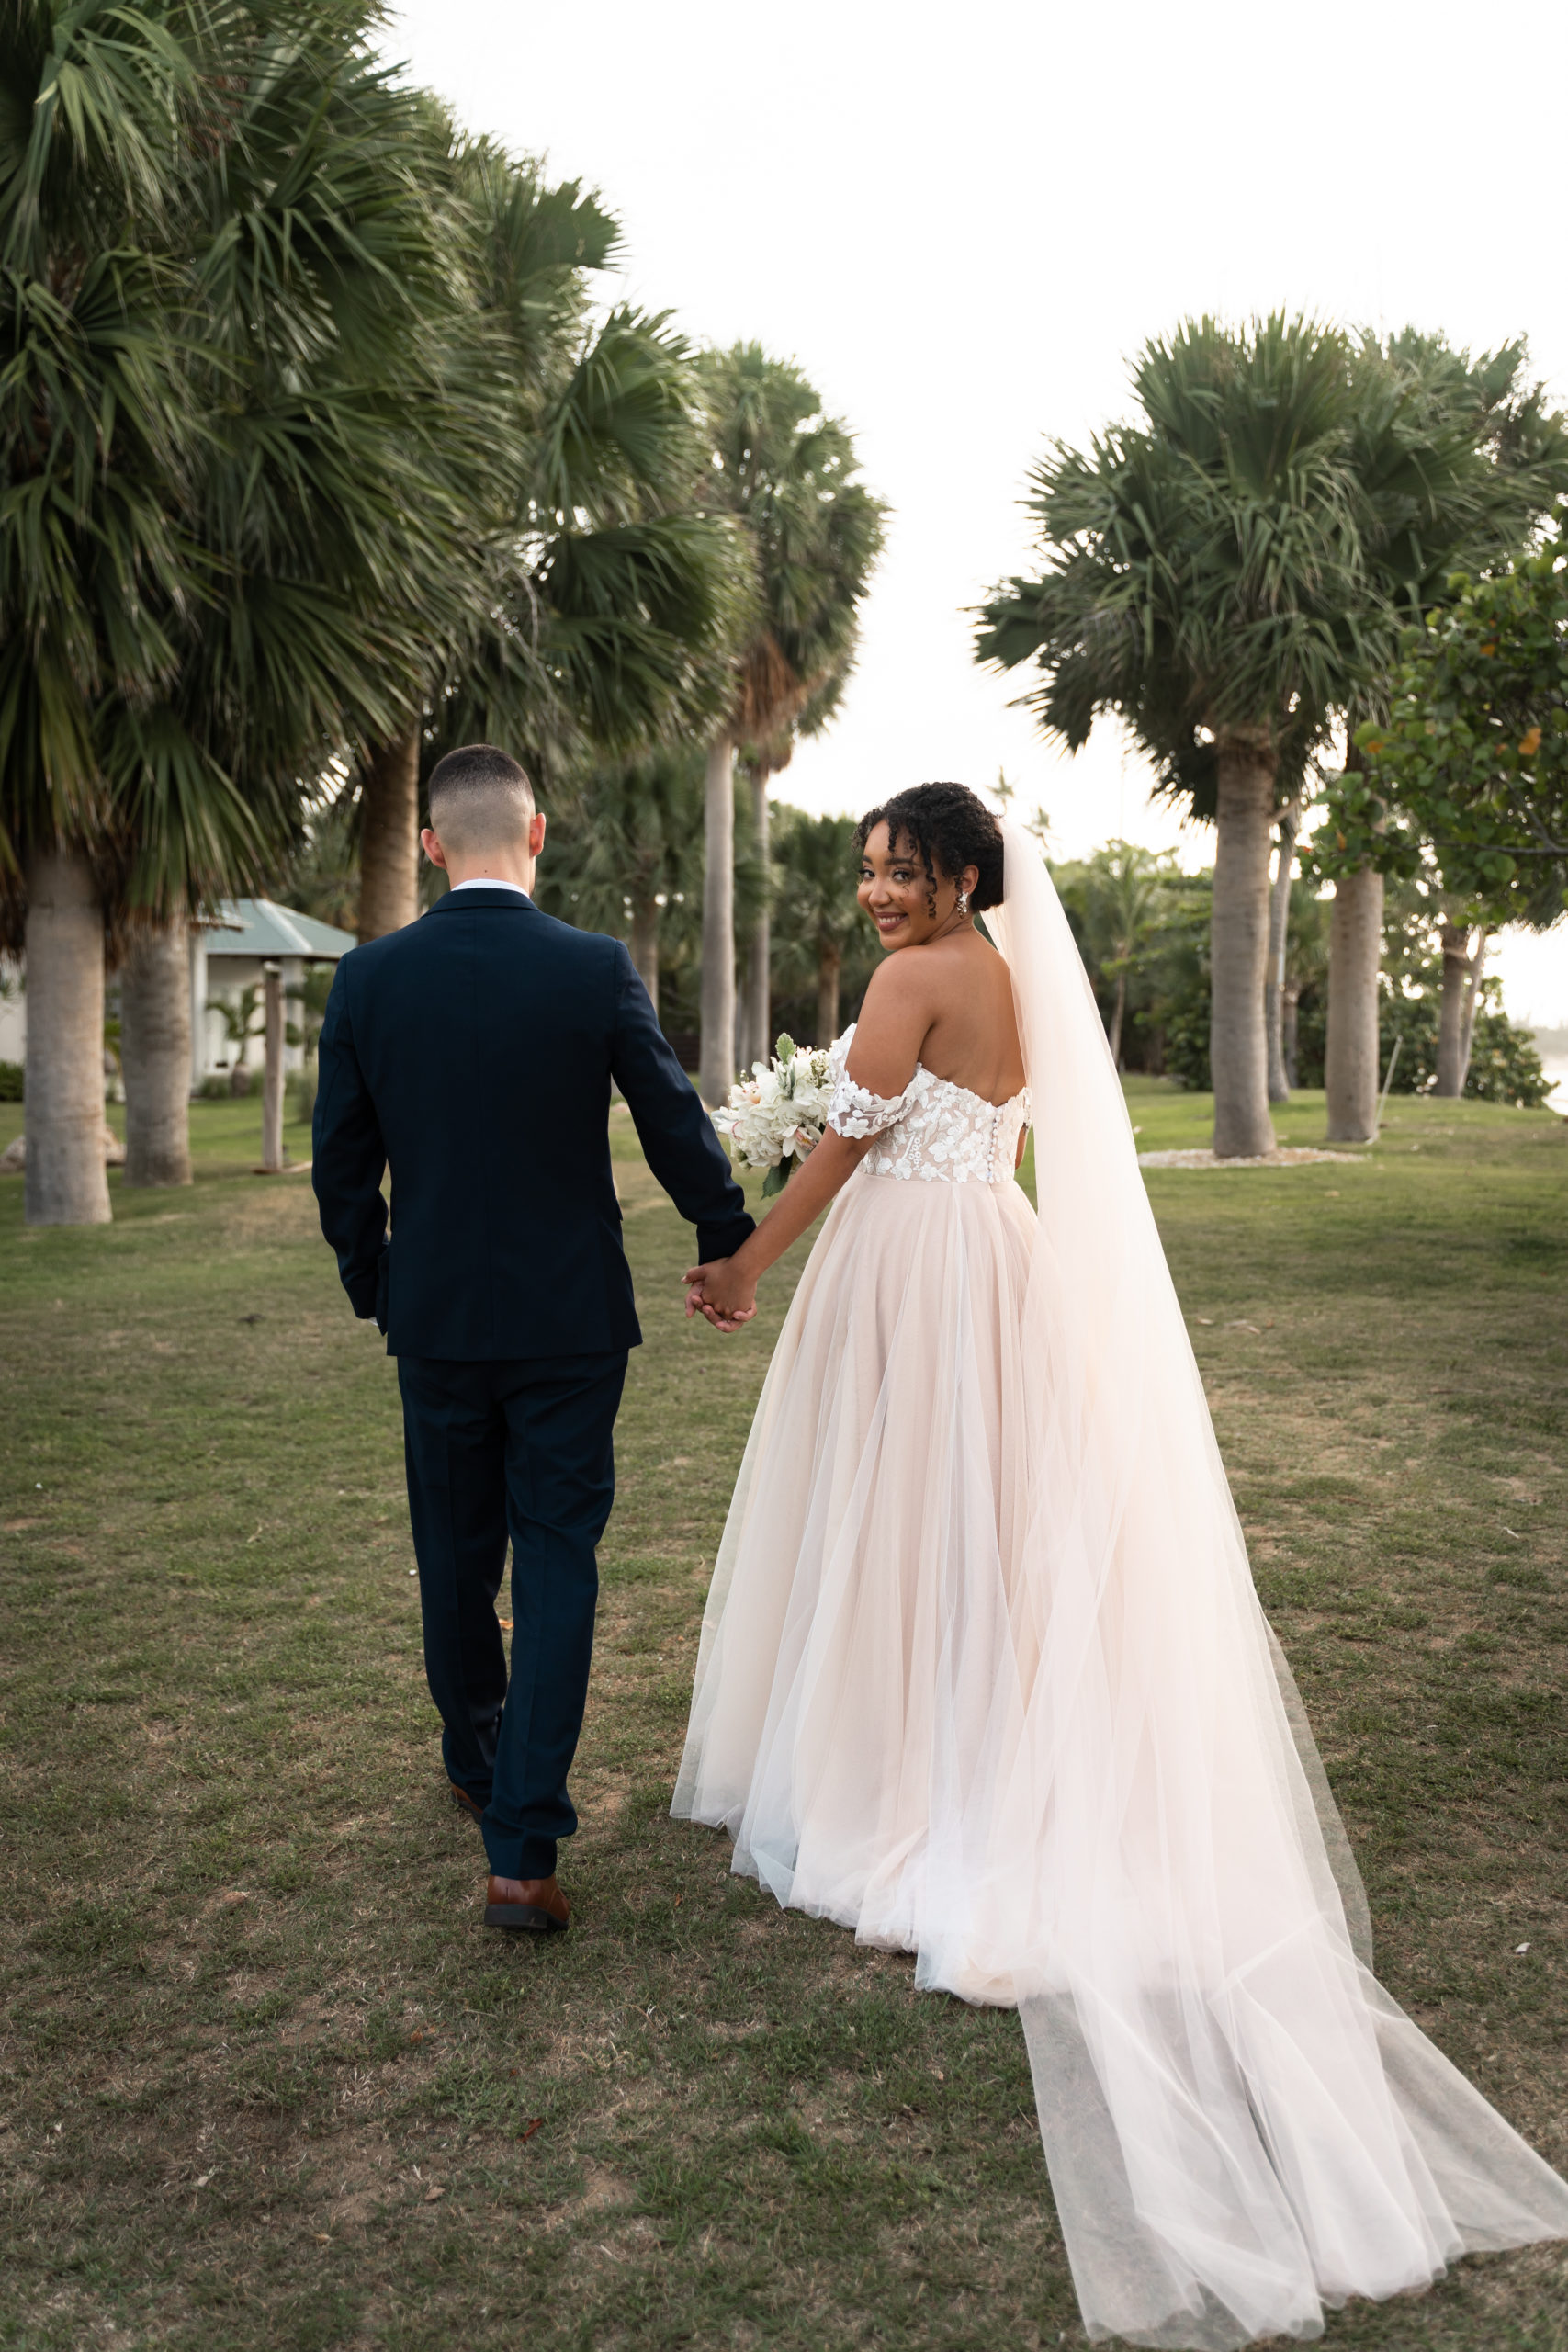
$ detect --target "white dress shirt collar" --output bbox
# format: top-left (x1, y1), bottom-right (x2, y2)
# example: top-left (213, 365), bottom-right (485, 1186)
top-left (450, 876), bottom-right (530, 899)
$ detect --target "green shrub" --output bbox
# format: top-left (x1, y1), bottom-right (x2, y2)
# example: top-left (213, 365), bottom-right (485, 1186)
top-left (1160, 992), bottom-right (1212, 1091)
top-left (0, 1059), bottom-right (23, 1102)
top-left (1166, 979), bottom-right (1549, 1107)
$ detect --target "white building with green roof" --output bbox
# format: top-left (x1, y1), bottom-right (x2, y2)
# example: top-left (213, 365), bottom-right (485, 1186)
top-left (195, 899), bottom-right (357, 1089)
top-left (0, 899), bottom-right (356, 1097)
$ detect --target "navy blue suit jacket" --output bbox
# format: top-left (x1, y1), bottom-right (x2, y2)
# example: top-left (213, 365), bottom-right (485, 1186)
top-left (311, 887), bottom-right (753, 1359)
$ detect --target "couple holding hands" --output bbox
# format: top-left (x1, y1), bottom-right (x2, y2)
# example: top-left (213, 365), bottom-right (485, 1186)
top-left (313, 745), bottom-right (1567, 2352)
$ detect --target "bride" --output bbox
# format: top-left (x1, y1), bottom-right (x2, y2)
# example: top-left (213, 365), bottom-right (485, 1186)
top-left (673, 783), bottom-right (1568, 2349)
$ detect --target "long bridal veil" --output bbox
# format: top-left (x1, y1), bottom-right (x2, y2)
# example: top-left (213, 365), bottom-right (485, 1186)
top-left (976, 820), bottom-right (1568, 2346)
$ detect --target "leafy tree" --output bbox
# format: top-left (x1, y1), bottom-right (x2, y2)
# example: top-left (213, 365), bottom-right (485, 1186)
top-left (694, 346), bottom-right (885, 1102)
top-left (1316, 335), bottom-right (1568, 1134)
top-left (1243, 874), bottom-right (1546, 1105)
top-left (1325, 521), bottom-right (1568, 1093)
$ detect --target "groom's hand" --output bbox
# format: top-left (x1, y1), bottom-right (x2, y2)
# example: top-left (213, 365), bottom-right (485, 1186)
top-left (682, 1260), bottom-right (757, 1334)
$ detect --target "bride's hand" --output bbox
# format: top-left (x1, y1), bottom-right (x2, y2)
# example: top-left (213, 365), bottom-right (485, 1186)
top-left (682, 1259), bottom-right (758, 1333)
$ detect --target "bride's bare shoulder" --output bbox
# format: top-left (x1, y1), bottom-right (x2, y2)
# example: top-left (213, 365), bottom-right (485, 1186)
top-left (860, 947), bottom-right (934, 1011)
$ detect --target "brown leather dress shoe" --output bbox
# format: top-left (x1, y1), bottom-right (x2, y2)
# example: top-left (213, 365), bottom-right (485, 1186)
top-left (484, 1873), bottom-right (570, 1933)
top-left (449, 1781), bottom-right (485, 1825)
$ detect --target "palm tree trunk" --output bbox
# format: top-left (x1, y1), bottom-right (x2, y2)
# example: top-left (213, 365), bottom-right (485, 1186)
top-left (1108, 968), bottom-right (1127, 1069)
top-left (23, 848), bottom-right (112, 1227)
top-left (742, 763), bottom-right (773, 1069)
top-left (358, 723), bottom-right (421, 942)
top-left (1324, 735), bottom-right (1384, 1143)
top-left (1456, 930), bottom-right (1490, 1092)
top-left (699, 735), bottom-right (736, 1106)
top-left (817, 939), bottom-right (842, 1048)
top-left (1209, 733), bottom-right (1278, 1159)
top-left (260, 963), bottom-right (285, 1172)
top-left (1281, 982), bottom-right (1302, 1092)
top-left (120, 914), bottom-right (193, 1187)
top-left (1324, 866), bottom-right (1383, 1141)
top-left (1264, 799), bottom-right (1301, 1102)
top-left (1435, 917), bottom-right (1472, 1097)
top-left (628, 896), bottom-right (660, 1018)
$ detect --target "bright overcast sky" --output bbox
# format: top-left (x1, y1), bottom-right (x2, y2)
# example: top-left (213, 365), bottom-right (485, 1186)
top-left (385, 0), bottom-right (1568, 1025)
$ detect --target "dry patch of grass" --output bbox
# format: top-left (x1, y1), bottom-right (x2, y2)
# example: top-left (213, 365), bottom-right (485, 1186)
top-left (0, 1088), bottom-right (1564, 2349)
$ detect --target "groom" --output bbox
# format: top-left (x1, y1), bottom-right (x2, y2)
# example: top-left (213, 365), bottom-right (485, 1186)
top-left (311, 744), bottom-right (754, 1933)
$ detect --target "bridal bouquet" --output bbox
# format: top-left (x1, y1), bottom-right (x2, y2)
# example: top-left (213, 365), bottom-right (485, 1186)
top-left (714, 1034), bottom-right (834, 1196)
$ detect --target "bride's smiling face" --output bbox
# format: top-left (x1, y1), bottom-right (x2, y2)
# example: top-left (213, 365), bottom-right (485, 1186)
top-left (857, 822), bottom-right (977, 951)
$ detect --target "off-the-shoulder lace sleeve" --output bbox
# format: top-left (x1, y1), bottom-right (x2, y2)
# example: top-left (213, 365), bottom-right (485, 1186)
top-left (825, 1023), bottom-right (912, 1140)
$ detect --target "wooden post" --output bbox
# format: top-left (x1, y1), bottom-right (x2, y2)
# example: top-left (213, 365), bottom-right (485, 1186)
top-left (261, 960), bottom-right (285, 1172)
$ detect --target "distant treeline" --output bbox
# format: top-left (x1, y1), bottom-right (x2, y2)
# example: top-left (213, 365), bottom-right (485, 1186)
top-left (1049, 842), bottom-right (1551, 1109)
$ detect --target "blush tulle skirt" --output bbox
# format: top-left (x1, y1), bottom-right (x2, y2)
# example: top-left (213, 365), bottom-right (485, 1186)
top-left (671, 1161), bottom-right (1568, 2348)
top-left (675, 1168), bottom-right (1037, 1982)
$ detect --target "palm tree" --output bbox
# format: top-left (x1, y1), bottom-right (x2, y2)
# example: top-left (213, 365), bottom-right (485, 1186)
top-left (977, 317), bottom-right (1390, 1157)
top-left (1264, 798), bottom-right (1303, 1102)
top-left (279, 799), bottom-right (361, 935)
top-left (533, 749), bottom-right (705, 1018)
top-left (694, 346), bottom-right (885, 1104)
top-left (736, 664), bottom-right (853, 1069)
top-left (116, 3), bottom-right (451, 1184)
top-left (976, 316), bottom-right (1568, 1158)
top-left (1281, 880), bottom-right (1330, 1091)
top-left (355, 150), bottom-right (748, 941)
top-left (351, 144), bottom-right (610, 942)
top-left (1081, 842), bottom-right (1169, 1069)
top-left (770, 811), bottom-right (866, 1046)
top-left (0, 0), bottom-right (213, 1221)
top-left (1, 2), bottom-right (450, 1210)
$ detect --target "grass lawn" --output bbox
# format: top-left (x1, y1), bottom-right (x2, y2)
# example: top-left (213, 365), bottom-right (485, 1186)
top-left (1, 1082), bottom-right (1564, 2351)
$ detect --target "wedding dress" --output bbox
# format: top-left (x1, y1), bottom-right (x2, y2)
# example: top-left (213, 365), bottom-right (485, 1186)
top-left (671, 820), bottom-right (1568, 2347)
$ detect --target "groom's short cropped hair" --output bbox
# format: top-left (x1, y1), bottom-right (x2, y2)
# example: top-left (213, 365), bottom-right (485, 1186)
top-left (427, 744), bottom-right (536, 852)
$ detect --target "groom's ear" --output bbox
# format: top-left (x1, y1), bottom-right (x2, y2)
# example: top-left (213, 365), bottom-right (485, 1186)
top-left (529, 812), bottom-right (546, 858)
top-left (420, 826), bottom-right (449, 871)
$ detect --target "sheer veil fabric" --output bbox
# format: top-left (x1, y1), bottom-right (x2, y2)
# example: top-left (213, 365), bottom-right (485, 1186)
top-left (674, 820), bottom-right (1568, 2347)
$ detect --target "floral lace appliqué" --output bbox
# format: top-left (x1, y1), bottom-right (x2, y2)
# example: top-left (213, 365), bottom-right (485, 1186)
top-left (824, 1026), bottom-right (1032, 1185)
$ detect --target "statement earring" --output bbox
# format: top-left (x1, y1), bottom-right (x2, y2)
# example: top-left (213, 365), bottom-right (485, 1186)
top-left (956, 888), bottom-right (971, 914)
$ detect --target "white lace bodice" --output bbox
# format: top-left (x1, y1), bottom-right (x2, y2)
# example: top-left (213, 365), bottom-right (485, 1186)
top-left (825, 1024), bottom-right (1032, 1185)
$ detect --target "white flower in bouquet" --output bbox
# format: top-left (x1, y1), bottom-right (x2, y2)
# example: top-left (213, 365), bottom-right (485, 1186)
top-left (714, 1033), bottom-right (835, 1196)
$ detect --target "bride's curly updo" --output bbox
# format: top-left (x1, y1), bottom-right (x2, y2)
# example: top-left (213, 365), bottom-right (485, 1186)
top-left (853, 783), bottom-right (1005, 916)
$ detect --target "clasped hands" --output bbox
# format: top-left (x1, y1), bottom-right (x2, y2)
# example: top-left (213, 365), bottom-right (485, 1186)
top-left (683, 1256), bottom-right (758, 1335)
